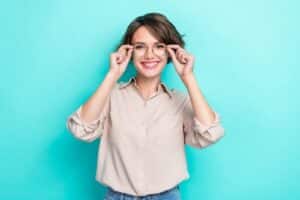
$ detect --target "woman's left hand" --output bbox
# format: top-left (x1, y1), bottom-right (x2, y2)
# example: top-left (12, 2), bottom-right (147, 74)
top-left (167, 44), bottom-right (195, 80)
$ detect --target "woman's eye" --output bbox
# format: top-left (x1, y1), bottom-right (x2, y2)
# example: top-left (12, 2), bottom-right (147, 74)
top-left (156, 44), bottom-right (165, 49)
top-left (134, 45), bottom-right (145, 49)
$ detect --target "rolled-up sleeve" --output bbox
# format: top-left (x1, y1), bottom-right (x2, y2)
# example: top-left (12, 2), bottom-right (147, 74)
top-left (66, 98), bottom-right (110, 143)
top-left (182, 96), bottom-right (225, 149)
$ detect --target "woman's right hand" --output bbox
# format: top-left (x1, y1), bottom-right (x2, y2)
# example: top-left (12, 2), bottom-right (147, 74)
top-left (109, 44), bottom-right (133, 78)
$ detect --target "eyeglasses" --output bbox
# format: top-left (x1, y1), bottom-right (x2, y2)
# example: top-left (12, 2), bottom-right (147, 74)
top-left (132, 43), bottom-right (167, 57)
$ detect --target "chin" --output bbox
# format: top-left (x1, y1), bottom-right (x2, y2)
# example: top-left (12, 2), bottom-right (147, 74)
top-left (134, 59), bottom-right (167, 78)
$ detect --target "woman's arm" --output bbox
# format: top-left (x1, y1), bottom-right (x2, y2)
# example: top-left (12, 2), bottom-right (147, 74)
top-left (79, 44), bottom-right (133, 123)
top-left (80, 72), bottom-right (118, 123)
top-left (182, 74), bottom-right (216, 125)
top-left (167, 44), bottom-right (224, 148)
top-left (167, 44), bottom-right (217, 125)
top-left (66, 45), bottom-right (133, 142)
top-left (66, 72), bottom-right (119, 142)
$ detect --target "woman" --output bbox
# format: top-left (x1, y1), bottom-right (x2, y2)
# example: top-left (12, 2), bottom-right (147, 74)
top-left (66, 12), bottom-right (225, 200)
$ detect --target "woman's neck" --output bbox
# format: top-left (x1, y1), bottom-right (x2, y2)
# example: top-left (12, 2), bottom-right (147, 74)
top-left (135, 75), bottom-right (161, 99)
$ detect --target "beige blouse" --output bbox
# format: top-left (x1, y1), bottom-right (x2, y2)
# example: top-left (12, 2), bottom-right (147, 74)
top-left (66, 76), bottom-right (225, 196)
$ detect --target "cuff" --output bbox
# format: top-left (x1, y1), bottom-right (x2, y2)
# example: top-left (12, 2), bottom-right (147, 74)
top-left (192, 111), bottom-right (220, 133)
top-left (69, 105), bottom-right (105, 134)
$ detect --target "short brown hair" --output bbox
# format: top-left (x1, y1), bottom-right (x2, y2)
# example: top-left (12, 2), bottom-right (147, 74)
top-left (119, 13), bottom-right (185, 63)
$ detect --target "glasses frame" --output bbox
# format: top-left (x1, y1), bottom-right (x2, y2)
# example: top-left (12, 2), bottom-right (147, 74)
top-left (131, 42), bottom-right (167, 57)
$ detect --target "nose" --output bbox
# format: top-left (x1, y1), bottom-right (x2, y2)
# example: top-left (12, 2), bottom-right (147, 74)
top-left (144, 47), bottom-right (155, 59)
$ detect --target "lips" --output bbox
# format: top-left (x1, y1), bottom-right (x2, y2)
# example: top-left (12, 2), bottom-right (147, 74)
top-left (140, 61), bottom-right (160, 69)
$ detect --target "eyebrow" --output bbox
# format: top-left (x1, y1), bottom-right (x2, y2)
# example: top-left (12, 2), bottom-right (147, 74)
top-left (132, 42), bottom-right (164, 45)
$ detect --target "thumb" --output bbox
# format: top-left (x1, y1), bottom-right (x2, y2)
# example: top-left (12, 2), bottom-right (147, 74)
top-left (167, 47), bottom-right (179, 65)
top-left (124, 48), bottom-right (133, 64)
top-left (110, 53), bottom-right (118, 65)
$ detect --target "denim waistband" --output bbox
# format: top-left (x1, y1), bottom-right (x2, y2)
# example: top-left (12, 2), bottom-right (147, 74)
top-left (107, 185), bottom-right (180, 198)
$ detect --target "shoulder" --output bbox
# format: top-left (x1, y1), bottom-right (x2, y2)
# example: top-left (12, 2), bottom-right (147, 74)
top-left (115, 79), bottom-right (134, 89)
top-left (109, 81), bottom-right (131, 98)
top-left (112, 82), bottom-right (126, 91)
top-left (106, 82), bottom-right (123, 99)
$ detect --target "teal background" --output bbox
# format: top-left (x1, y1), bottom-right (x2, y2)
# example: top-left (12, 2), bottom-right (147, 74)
top-left (1, 0), bottom-right (299, 199)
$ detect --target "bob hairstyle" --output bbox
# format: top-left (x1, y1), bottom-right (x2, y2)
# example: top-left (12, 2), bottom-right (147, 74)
top-left (119, 12), bottom-right (185, 63)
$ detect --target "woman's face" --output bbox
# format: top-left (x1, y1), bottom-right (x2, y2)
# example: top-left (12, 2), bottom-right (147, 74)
top-left (131, 26), bottom-right (168, 79)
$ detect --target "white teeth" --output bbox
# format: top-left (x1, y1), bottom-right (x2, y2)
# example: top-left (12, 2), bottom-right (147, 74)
top-left (142, 62), bottom-right (159, 68)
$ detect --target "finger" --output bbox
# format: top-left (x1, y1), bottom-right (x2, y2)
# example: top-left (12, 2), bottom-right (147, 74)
top-left (124, 48), bottom-right (133, 63)
top-left (118, 44), bottom-right (133, 53)
top-left (180, 54), bottom-right (186, 64)
top-left (181, 53), bottom-right (189, 64)
top-left (176, 50), bottom-right (182, 59)
top-left (178, 49), bottom-right (191, 63)
top-left (116, 55), bottom-right (123, 64)
top-left (184, 55), bottom-right (194, 65)
top-left (119, 46), bottom-right (133, 61)
top-left (188, 55), bottom-right (194, 64)
top-left (167, 47), bottom-right (182, 66)
top-left (167, 44), bottom-right (182, 51)
top-left (125, 47), bottom-right (133, 57)
top-left (111, 53), bottom-right (118, 65)
top-left (166, 46), bottom-right (178, 62)
top-left (176, 50), bottom-right (183, 63)
top-left (118, 44), bottom-right (133, 50)
top-left (115, 51), bottom-right (126, 64)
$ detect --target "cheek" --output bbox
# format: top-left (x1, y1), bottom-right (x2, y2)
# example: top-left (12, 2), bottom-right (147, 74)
top-left (162, 55), bottom-right (168, 63)
top-left (159, 56), bottom-right (168, 68)
top-left (132, 56), bottom-right (140, 67)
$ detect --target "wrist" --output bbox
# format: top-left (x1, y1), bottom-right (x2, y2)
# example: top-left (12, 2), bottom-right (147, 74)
top-left (181, 73), bottom-right (195, 84)
top-left (107, 70), bottom-right (121, 82)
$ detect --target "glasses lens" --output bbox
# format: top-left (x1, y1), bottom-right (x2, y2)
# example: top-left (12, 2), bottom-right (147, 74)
top-left (133, 43), bottom-right (166, 57)
top-left (153, 43), bottom-right (166, 56)
top-left (133, 44), bottom-right (146, 56)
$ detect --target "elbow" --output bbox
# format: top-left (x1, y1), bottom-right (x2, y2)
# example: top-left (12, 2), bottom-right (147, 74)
top-left (66, 117), bottom-right (101, 143)
top-left (193, 125), bottom-right (225, 149)
top-left (215, 125), bottom-right (225, 141)
top-left (206, 125), bottom-right (225, 144)
top-left (72, 133), bottom-right (98, 143)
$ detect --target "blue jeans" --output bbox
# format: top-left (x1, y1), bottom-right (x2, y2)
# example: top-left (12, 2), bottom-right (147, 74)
top-left (104, 185), bottom-right (181, 200)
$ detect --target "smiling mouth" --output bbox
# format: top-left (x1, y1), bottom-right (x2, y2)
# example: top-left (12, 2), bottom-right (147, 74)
top-left (141, 61), bottom-right (160, 69)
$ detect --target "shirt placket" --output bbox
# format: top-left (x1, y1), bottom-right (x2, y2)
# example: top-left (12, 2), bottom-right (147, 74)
top-left (131, 81), bottom-right (163, 195)
top-left (135, 91), bottom-right (158, 195)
